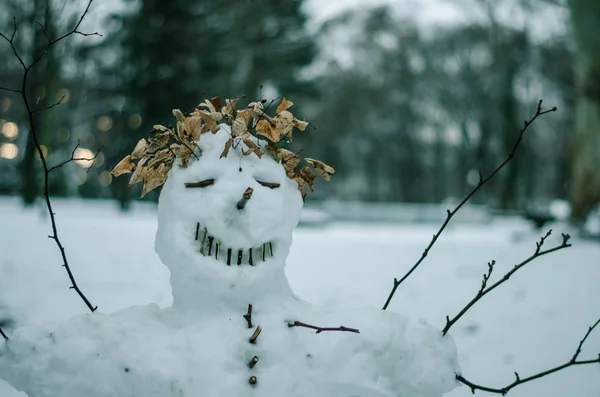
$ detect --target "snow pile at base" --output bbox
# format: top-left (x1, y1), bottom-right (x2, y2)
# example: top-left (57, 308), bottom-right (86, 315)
top-left (0, 128), bottom-right (459, 397)
top-left (0, 303), bottom-right (458, 397)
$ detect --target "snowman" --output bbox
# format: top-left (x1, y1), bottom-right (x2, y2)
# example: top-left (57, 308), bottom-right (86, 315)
top-left (0, 98), bottom-right (459, 397)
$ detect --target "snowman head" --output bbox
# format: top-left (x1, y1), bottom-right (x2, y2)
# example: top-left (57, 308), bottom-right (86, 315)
top-left (155, 126), bottom-right (304, 309)
top-left (112, 98), bottom-right (333, 310)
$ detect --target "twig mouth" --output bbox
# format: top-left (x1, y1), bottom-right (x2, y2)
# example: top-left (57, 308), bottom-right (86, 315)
top-left (194, 222), bottom-right (274, 266)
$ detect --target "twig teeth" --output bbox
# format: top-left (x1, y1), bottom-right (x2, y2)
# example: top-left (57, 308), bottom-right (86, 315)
top-left (249, 355), bottom-right (259, 368)
top-left (215, 240), bottom-right (221, 260)
top-left (199, 227), bottom-right (207, 255)
top-left (249, 325), bottom-right (262, 344)
top-left (249, 248), bottom-right (253, 266)
top-left (207, 236), bottom-right (214, 256)
top-left (237, 249), bottom-right (243, 266)
top-left (268, 242), bottom-right (273, 257)
top-left (195, 223), bottom-right (200, 240)
top-left (261, 244), bottom-right (266, 261)
top-left (227, 248), bottom-right (232, 266)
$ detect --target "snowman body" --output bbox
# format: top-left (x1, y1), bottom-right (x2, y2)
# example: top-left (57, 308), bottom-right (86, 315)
top-left (0, 128), bottom-right (459, 397)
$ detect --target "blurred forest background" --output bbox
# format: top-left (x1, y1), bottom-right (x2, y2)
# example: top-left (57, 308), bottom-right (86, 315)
top-left (0, 0), bottom-right (598, 223)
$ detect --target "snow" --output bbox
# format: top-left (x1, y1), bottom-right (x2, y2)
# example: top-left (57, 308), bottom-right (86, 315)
top-left (0, 132), bottom-right (598, 397)
top-left (0, 129), bottom-right (460, 397)
top-left (1, 198), bottom-right (599, 397)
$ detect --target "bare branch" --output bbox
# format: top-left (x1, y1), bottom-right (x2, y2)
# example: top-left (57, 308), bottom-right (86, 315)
top-left (287, 321), bottom-right (360, 334)
top-left (0, 1), bottom-right (100, 313)
top-left (456, 317), bottom-right (600, 395)
top-left (0, 18), bottom-right (27, 70)
top-left (382, 100), bottom-right (558, 310)
top-left (0, 86), bottom-right (22, 94)
top-left (442, 230), bottom-right (571, 335)
top-left (35, 21), bottom-right (51, 43)
top-left (0, 327), bottom-right (8, 341)
top-left (28, 0), bottom-right (102, 71)
top-left (48, 142), bottom-right (103, 173)
top-left (32, 95), bottom-right (65, 114)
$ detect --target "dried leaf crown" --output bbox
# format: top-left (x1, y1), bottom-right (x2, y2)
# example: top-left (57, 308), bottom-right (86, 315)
top-left (111, 97), bottom-right (334, 198)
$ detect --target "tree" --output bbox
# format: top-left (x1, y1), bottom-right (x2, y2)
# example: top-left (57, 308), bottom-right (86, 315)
top-left (569, 0), bottom-right (600, 221)
top-left (83, 0), bottom-right (316, 209)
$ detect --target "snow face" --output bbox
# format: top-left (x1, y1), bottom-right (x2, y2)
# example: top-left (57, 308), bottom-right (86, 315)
top-left (156, 126), bottom-right (303, 312)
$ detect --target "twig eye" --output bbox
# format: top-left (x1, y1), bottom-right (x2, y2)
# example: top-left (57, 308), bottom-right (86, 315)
top-left (256, 180), bottom-right (280, 189)
top-left (185, 179), bottom-right (214, 188)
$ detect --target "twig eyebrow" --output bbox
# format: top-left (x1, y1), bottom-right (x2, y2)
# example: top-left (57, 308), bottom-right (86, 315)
top-left (185, 179), bottom-right (215, 188)
top-left (257, 181), bottom-right (280, 189)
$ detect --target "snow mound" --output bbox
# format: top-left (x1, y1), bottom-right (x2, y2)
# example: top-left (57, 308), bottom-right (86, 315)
top-left (0, 303), bottom-right (459, 397)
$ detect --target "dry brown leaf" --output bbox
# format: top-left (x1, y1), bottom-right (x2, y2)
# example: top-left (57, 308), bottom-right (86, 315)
top-left (295, 166), bottom-right (315, 191)
top-left (147, 132), bottom-right (170, 153)
top-left (147, 148), bottom-right (171, 168)
top-left (196, 109), bottom-right (222, 134)
top-left (222, 98), bottom-right (240, 118)
top-left (128, 157), bottom-right (147, 186)
top-left (220, 137), bottom-right (234, 159)
top-left (276, 110), bottom-right (295, 141)
top-left (112, 155), bottom-right (135, 176)
top-left (276, 98), bottom-right (294, 114)
top-left (141, 163), bottom-right (169, 197)
top-left (242, 138), bottom-right (263, 158)
top-left (172, 109), bottom-right (186, 122)
top-left (294, 119), bottom-right (309, 131)
top-left (208, 97), bottom-right (222, 112)
top-left (153, 124), bottom-right (170, 132)
top-left (273, 148), bottom-right (300, 176)
top-left (305, 158), bottom-right (335, 181)
top-left (297, 184), bottom-right (307, 200)
top-left (131, 139), bottom-right (148, 159)
top-left (199, 99), bottom-right (217, 113)
top-left (248, 101), bottom-right (265, 119)
top-left (170, 143), bottom-right (192, 168)
top-left (256, 119), bottom-right (280, 142)
top-left (177, 116), bottom-right (202, 142)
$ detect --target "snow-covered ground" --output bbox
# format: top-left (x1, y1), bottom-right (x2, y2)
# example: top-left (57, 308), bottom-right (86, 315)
top-left (0, 197), bottom-right (598, 397)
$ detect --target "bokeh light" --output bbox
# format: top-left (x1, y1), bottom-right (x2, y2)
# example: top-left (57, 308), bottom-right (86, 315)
top-left (1, 98), bottom-right (11, 112)
top-left (97, 116), bottom-right (113, 132)
top-left (1, 122), bottom-right (18, 139)
top-left (128, 113), bottom-right (142, 129)
top-left (57, 88), bottom-right (70, 103)
top-left (0, 143), bottom-right (18, 159)
top-left (74, 148), bottom-right (95, 168)
top-left (98, 170), bottom-right (112, 186)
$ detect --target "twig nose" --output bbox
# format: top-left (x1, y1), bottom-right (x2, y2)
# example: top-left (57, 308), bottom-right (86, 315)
top-left (237, 187), bottom-right (254, 210)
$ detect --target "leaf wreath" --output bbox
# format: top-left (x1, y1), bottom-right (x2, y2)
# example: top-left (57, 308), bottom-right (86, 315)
top-left (112, 96), bottom-right (334, 199)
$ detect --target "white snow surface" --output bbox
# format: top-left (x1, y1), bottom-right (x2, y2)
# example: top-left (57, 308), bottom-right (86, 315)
top-left (1, 202), bottom-right (599, 397)
top-left (0, 129), bottom-right (460, 397)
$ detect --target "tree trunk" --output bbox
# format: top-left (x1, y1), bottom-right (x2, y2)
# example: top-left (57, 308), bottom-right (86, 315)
top-left (569, 0), bottom-right (600, 222)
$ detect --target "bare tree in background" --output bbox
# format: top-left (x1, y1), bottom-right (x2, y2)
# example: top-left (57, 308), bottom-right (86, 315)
top-left (569, 0), bottom-right (600, 222)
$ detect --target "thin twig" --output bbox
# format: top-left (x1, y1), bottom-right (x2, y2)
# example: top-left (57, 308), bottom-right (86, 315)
top-left (32, 95), bottom-right (65, 114)
top-left (47, 141), bottom-right (103, 173)
top-left (0, 327), bottom-right (8, 341)
top-left (287, 321), bottom-right (360, 334)
top-left (35, 21), bottom-right (51, 43)
top-left (0, 87), bottom-right (21, 93)
top-left (243, 304), bottom-right (253, 328)
top-left (0, 1), bottom-right (99, 313)
top-left (442, 231), bottom-right (571, 335)
top-left (382, 100), bottom-right (557, 310)
top-left (456, 317), bottom-right (600, 395)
